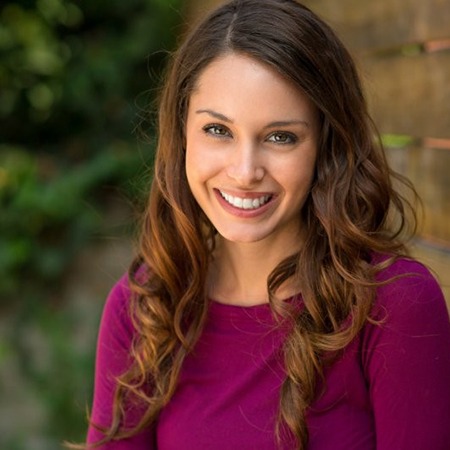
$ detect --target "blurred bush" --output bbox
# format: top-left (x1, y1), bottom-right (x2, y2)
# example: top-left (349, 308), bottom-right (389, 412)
top-left (1, 0), bottom-right (182, 300)
top-left (0, 0), bottom-right (182, 447)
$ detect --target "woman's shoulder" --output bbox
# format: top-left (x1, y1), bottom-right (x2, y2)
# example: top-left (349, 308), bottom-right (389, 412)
top-left (374, 253), bottom-right (435, 280)
top-left (100, 265), bottom-right (151, 337)
top-left (358, 261), bottom-right (450, 449)
top-left (104, 272), bottom-right (132, 315)
top-left (97, 271), bottom-right (137, 350)
top-left (373, 255), bottom-right (444, 307)
top-left (366, 254), bottom-right (449, 337)
top-left (103, 264), bottom-right (149, 316)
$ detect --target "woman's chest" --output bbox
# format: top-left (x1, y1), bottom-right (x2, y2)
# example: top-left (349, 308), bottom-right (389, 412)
top-left (156, 318), bottom-right (375, 449)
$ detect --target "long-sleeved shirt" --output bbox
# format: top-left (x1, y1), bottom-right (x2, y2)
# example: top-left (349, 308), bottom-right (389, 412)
top-left (87, 257), bottom-right (450, 449)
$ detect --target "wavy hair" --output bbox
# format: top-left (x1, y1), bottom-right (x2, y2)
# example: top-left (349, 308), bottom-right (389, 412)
top-left (91, 0), bottom-right (417, 447)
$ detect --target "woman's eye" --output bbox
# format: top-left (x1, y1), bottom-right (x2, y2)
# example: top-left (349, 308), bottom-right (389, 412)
top-left (267, 132), bottom-right (297, 144)
top-left (203, 124), bottom-right (231, 137)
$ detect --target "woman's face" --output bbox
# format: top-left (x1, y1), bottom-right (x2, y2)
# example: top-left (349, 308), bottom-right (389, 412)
top-left (185, 53), bottom-right (319, 247)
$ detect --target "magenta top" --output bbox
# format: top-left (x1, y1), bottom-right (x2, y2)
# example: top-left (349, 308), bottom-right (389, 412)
top-left (87, 258), bottom-right (450, 449)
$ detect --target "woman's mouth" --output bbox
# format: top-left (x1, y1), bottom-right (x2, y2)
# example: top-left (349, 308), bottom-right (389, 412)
top-left (219, 190), bottom-right (272, 210)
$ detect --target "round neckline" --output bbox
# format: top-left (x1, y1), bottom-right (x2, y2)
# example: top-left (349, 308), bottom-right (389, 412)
top-left (209, 298), bottom-right (271, 309)
top-left (207, 294), bottom-right (303, 326)
top-left (209, 292), bottom-right (302, 307)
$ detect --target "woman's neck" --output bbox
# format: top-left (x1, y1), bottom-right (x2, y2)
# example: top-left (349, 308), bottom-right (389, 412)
top-left (208, 237), bottom-right (302, 306)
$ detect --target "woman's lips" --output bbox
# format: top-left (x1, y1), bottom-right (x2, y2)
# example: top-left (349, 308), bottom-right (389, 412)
top-left (214, 189), bottom-right (276, 217)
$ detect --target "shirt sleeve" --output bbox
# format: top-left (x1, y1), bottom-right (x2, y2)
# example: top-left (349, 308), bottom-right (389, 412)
top-left (361, 259), bottom-right (450, 450)
top-left (87, 273), bottom-right (156, 449)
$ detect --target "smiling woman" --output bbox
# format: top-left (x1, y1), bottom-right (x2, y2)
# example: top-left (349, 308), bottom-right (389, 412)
top-left (80, 1), bottom-right (450, 449)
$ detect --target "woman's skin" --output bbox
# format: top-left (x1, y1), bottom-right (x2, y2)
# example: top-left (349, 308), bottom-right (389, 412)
top-left (185, 53), bottom-right (319, 306)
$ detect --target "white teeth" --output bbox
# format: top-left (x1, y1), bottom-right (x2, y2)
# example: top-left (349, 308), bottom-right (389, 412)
top-left (220, 191), bottom-right (271, 210)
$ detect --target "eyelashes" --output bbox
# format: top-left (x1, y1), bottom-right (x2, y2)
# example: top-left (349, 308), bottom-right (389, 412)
top-left (202, 124), bottom-right (298, 145)
top-left (266, 131), bottom-right (297, 144)
top-left (202, 124), bottom-right (231, 137)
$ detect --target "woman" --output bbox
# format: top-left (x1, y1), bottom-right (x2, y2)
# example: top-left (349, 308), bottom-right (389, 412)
top-left (85, 0), bottom-right (450, 448)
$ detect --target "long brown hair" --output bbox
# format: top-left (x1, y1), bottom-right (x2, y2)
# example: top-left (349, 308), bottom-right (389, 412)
top-left (93, 0), bottom-right (417, 447)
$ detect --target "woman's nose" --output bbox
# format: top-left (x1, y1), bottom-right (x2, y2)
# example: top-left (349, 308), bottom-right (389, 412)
top-left (226, 140), bottom-right (264, 185)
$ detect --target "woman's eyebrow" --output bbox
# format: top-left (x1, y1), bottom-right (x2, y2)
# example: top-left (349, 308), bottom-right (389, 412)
top-left (196, 109), bottom-right (233, 123)
top-left (196, 109), bottom-right (310, 128)
top-left (264, 120), bottom-right (310, 129)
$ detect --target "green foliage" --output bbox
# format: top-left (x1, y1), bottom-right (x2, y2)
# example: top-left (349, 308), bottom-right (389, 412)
top-left (0, 0), bottom-right (181, 300)
top-left (0, 0), bottom-right (181, 146)
top-left (381, 133), bottom-right (416, 149)
top-left (0, 143), bottom-right (143, 298)
top-left (0, 0), bottom-right (182, 446)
